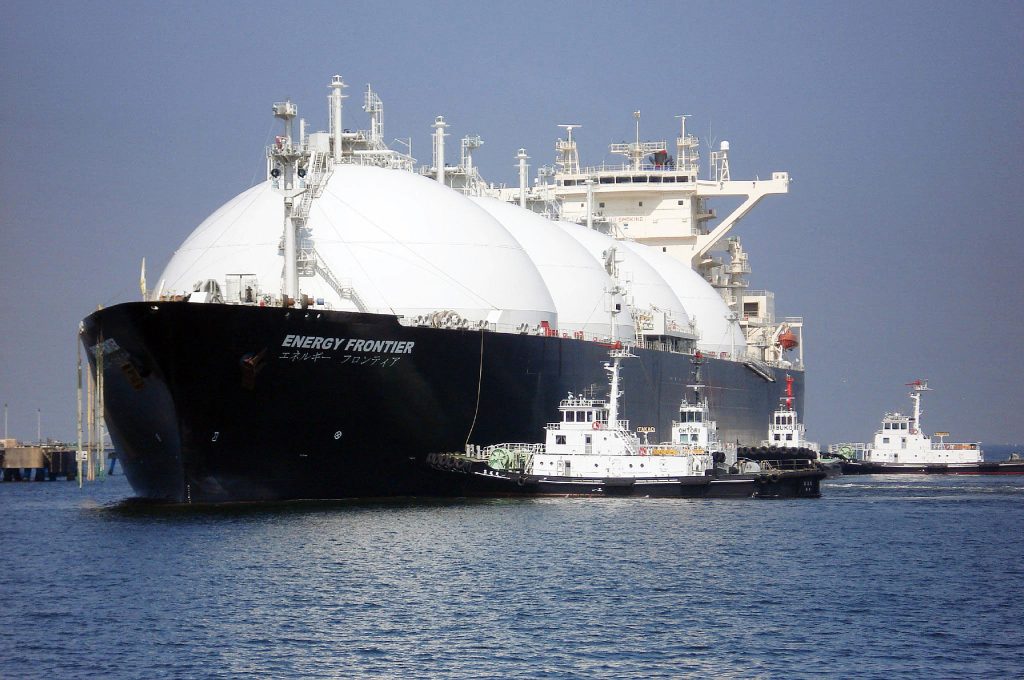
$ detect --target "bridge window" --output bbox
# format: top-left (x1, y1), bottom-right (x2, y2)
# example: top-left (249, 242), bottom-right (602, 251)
top-left (565, 411), bottom-right (574, 422)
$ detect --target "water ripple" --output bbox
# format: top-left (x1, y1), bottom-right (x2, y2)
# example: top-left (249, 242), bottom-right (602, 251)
top-left (1, 475), bottom-right (1022, 678)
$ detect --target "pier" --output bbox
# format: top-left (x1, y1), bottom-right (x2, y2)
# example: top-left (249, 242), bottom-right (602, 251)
top-left (0, 441), bottom-right (80, 481)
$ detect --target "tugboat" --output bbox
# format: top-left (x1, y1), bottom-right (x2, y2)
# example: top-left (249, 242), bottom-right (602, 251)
top-left (428, 351), bottom-right (825, 498)
top-left (740, 375), bottom-right (840, 476)
top-left (840, 380), bottom-right (1024, 475)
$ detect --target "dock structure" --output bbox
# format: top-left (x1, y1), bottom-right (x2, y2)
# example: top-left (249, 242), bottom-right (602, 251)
top-left (0, 442), bottom-right (80, 481)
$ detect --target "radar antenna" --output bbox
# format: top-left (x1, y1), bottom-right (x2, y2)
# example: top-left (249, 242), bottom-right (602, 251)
top-left (609, 111), bottom-right (665, 170)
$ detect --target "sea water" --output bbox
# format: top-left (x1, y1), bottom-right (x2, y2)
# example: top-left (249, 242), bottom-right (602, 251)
top-left (1, 472), bottom-right (1022, 679)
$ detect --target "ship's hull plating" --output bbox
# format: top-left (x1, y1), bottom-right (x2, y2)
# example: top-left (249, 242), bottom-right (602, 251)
top-left (432, 463), bottom-right (823, 499)
top-left (81, 302), bottom-right (806, 502)
top-left (841, 461), bottom-right (1024, 475)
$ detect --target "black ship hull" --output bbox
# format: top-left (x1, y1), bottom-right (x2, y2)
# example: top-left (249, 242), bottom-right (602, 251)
top-left (81, 302), bottom-right (806, 503)
top-left (429, 458), bottom-right (824, 499)
top-left (841, 461), bottom-right (1024, 475)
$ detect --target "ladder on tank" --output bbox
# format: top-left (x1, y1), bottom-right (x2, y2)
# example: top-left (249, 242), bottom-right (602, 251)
top-left (294, 150), bottom-right (331, 277)
top-left (286, 149), bottom-right (369, 311)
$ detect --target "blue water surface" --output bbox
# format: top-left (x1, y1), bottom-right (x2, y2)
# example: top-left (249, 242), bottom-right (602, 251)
top-left (1, 474), bottom-right (1022, 679)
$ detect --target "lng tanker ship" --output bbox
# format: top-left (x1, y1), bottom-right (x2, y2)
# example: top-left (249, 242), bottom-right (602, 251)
top-left (80, 75), bottom-right (807, 502)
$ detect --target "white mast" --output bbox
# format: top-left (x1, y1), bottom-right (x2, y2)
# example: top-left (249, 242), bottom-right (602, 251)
top-left (556, 124), bottom-right (581, 175)
top-left (365, 85), bottom-right (384, 147)
top-left (602, 244), bottom-right (625, 346)
top-left (328, 75), bottom-right (347, 164)
top-left (516, 148), bottom-right (530, 208)
top-left (433, 116), bottom-right (448, 185)
top-left (710, 140), bottom-right (731, 182)
top-left (271, 100), bottom-right (303, 301)
top-left (585, 178), bottom-right (594, 229)
top-left (908, 379), bottom-right (932, 434)
top-left (607, 353), bottom-right (623, 426)
top-left (605, 348), bottom-right (636, 427)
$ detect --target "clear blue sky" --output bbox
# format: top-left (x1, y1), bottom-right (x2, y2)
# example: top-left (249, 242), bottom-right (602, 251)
top-left (1, 0), bottom-right (1021, 444)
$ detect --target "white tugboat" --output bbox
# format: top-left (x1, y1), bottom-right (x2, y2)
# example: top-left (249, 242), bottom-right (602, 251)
top-left (762, 376), bottom-right (819, 451)
top-left (737, 375), bottom-right (838, 475)
top-left (671, 352), bottom-right (728, 460)
top-left (429, 350), bottom-right (824, 498)
top-left (840, 380), bottom-right (1022, 474)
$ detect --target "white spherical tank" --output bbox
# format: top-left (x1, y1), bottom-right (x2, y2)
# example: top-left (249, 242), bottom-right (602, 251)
top-left (620, 241), bottom-right (746, 357)
top-left (157, 182), bottom-right (286, 298)
top-left (470, 197), bottom-right (633, 341)
top-left (556, 222), bottom-right (692, 331)
top-left (157, 165), bottom-right (557, 329)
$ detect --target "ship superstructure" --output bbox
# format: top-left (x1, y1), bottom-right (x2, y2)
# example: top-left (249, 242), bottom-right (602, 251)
top-left (488, 113), bottom-right (803, 367)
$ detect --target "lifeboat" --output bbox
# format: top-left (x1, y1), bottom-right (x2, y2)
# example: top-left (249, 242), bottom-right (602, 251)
top-left (778, 329), bottom-right (799, 350)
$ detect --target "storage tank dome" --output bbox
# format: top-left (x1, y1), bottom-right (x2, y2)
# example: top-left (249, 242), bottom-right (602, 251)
top-left (556, 222), bottom-right (692, 331)
top-left (470, 197), bottom-right (633, 341)
top-left (157, 165), bottom-right (556, 328)
top-left (621, 241), bottom-right (746, 357)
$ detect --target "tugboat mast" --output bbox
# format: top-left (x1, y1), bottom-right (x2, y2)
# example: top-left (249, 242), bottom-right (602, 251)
top-left (907, 379), bottom-right (932, 434)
